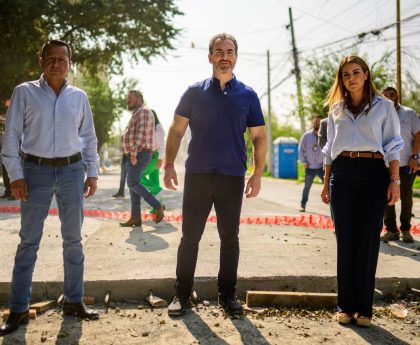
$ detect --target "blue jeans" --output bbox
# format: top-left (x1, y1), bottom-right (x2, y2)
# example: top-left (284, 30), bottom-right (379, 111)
top-left (10, 160), bottom-right (85, 312)
top-left (301, 168), bottom-right (324, 208)
top-left (126, 152), bottom-right (161, 218)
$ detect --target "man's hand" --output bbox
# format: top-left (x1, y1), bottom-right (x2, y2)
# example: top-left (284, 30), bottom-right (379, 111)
top-left (245, 174), bottom-right (261, 198)
top-left (304, 163), bottom-right (309, 169)
top-left (130, 153), bottom-right (137, 166)
top-left (163, 167), bottom-right (178, 190)
top-left (84, 177), bottom-right (98, 198)
top-left (11, 179), bottom-right (28, 201)
top-left (387, 182), bottom-right (400, 205)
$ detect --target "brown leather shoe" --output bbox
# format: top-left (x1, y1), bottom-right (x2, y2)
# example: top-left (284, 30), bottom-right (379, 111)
top-left (154, 205), bottom-right (165, 223)
top-left (63, 301), bottom-right (99, 320)
top-left (0, 310), bottom-right (29, 336)
top-left (119, 218), bottom-right (142, 227)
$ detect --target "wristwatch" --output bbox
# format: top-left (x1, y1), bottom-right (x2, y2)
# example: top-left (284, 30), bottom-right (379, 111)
top-left (411, 154), bottom-right (419, 160)
top-left (391, 178), bottom-right (401, 185)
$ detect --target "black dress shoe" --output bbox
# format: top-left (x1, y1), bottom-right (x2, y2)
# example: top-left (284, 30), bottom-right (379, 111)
top-left (218, 293), bottom-right (243, 315)
top-left (168, 294), bottom-right (190, 316)
top-left (119, 218), bottom-right (142, 227)
top-left (0, 310), bottom-right (29, 336)
top-left (63, 301), bottom-right (99, 320)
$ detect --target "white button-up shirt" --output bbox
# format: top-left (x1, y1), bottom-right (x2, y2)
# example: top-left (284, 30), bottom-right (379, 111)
top-left (323, 96), bottom-right (404, 165)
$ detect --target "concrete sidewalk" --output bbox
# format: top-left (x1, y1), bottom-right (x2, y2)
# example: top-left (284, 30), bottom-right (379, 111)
top-left (0, 167), bottom-right (419, 304)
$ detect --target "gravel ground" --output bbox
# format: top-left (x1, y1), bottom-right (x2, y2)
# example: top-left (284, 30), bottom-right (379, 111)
top-left (1, 296), bottom-right (419, 345)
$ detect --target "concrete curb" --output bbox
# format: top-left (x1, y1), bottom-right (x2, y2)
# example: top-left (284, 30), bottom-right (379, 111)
top-left (1, 276), bottom-right (418, 306)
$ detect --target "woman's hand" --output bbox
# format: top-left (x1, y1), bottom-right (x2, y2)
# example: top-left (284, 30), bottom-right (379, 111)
top-left (320, 184), bottom-right (330, 204)
top-left (387, 182), bottom-right (400, 205)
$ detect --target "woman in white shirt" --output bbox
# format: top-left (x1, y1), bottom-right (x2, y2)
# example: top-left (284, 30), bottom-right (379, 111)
top-left (321, 56), bottom-right (403, 327)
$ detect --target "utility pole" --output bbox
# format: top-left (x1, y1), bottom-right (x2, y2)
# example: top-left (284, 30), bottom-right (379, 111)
top-left (396, 0), bottom-right (402, 101)
top-left (266, 49), bottom-right (273, 174)
top-left (288, 7), bottom-right (305, 134)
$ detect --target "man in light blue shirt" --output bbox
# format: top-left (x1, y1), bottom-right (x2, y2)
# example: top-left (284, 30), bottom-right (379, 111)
top-left (298, 115), bottom-right (324, 212)
top-left (0, 40), bottom-right (100, 336)
top-left (382, 87), bottom-right (420, 243)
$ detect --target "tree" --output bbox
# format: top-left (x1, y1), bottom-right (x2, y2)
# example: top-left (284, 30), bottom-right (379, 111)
top-left (0, 0), bottom-right (182, 113)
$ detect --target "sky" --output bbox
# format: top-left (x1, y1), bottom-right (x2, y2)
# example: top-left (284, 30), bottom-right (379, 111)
top-left (111, 0), bottom-right (420, 133)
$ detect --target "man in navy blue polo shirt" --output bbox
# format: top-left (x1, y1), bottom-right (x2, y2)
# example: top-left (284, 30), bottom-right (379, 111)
top-left (164, 33), bottom-right (267, 316)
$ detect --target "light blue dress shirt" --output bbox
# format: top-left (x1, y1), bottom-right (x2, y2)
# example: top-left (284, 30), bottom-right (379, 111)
top-left (322, 96), bottom-right (404, 165)
top-left (2, 74), bottom-right (99, 182)
top-left (298, 130), bottom-right (323, 169)
top-left (396, 105), bottom-right (420, 166)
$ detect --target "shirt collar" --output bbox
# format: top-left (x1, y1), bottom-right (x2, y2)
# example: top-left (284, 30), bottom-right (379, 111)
top-left (39, 74), bottom-right (69, 90)
top-left (211, 75), bottom-right (237, 89)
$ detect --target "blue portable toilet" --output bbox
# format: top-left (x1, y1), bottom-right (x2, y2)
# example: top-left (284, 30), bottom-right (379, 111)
top-left (273, 137), bottom-right (299, 179)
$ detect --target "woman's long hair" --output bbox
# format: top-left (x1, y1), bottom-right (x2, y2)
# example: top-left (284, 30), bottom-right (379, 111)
top-left (324, 55), bottom-right (379, 115)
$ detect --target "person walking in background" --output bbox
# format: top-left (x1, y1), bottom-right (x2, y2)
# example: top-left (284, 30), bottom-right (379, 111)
top-left (0, 39), bottom-right (100, 336)
top-left (112, 137), bottom-right (128, 198)
top-left (164, 33), bottom-right (266, 317)
top-left (298, 115), bottom-right (324, 212)
top-left (381, 86), bottom-right (420, 244)
top-left (119, 90), bottom-right (165, 227)
top-left (140, 110), bottom-right (166, 211)
top-left (321, 56), bottom-right (403, 328)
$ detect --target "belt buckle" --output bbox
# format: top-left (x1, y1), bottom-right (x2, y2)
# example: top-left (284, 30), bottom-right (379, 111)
top-left (349, 151), bottom-right (357, 158)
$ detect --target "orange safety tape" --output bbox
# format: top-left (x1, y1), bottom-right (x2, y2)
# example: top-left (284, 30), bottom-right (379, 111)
top-left (0, 205), bottom-right (419, 234)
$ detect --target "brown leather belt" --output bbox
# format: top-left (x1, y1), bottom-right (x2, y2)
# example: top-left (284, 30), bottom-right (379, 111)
top-left (22, 152), bottom-right (82, 167)
top-left (340, 151), bottom-right (384, 159)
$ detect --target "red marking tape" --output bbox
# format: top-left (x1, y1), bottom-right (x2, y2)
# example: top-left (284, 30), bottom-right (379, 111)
top-left (0, 206), bottom-right (419, 234)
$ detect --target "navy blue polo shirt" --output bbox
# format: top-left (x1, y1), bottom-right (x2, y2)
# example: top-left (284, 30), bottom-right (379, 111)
top-left (175, 76), bottom-right (265, 176)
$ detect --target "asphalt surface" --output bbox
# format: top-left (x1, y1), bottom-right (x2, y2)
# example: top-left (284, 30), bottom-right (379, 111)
top-left (0, 166), bottom-right (419, 304)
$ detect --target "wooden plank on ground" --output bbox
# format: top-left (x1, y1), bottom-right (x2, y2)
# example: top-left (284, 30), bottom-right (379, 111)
top-left (30, 300), bottom-right (56, 312)
top-left (246, 291), bottom-right (337, 308)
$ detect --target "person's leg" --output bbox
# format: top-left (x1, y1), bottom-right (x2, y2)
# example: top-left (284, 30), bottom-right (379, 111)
top-left (140, 152), bottom-right (161, 196)
top-left (114, 155), bottom-right (128, 196)
top-left (399, 169), bottom-right (416, 232)
top-left (175, 173), bottom-right (214, 296)
top-left (213, 174), bottom-right (244, 295)
top-left (2, 164), bottom-right (11, 196)
top-left (10, 162), bottom-right (54, 312)
top-left (383, 204), bottom-right (398, 233)
top-left (316, 167), bottom-right (324, 184)
top-left (55, 160), bottom-right (85, 303)
top-left (126, 152), bottom-right (161, 218)
top-left (329, 157), bottom-right (357, 316)
top-left (353, 159), bottom-right (388, 318)
top-left (301, 168), bottom-right (316, 209)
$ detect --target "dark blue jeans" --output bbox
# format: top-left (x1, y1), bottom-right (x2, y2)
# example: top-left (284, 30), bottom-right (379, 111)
top-left (126, 151), bottom-right (161, 218)
top-left (330, 156), bottom-right (389, 317)
top-left (384, 167), bottom-right (416, 232)
top-left (301, 167), bottom-right (324, 208)
top-left (175, 173), bottom-right (244, 296)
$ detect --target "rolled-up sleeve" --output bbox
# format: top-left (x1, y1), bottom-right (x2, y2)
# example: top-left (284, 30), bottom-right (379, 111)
top-left (383, 103), bottom-right (404, 162)
top-left (2, 86), bottom-right (25, 182)
top-left (79, 94), bottom-right (100, 178)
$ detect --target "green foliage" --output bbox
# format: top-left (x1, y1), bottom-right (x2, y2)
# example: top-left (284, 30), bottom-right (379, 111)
top-left (303, 51), bottom-right (395, 119)
top-left (0, 0), bottom-right (182, 113)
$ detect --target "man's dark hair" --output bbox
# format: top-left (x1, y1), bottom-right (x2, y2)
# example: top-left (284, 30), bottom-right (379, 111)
top-left (41, 40), bottom-right (72, 60)
top-left (382, 86), bottom-right (398, 95)
top-left (209, 33), bottom-right (238, 54)
top-left (129, 90), bottom-right (144, 102)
